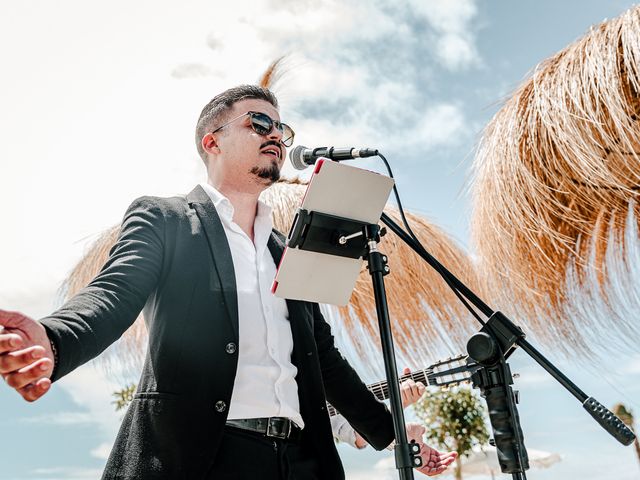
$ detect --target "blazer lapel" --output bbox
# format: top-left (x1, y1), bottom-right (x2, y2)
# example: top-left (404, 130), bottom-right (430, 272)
top-left (187, 185), bottom-right (239, 338)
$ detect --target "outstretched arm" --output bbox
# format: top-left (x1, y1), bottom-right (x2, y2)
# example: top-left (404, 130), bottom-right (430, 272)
top-left (1, 196), bottom-right (165, 401)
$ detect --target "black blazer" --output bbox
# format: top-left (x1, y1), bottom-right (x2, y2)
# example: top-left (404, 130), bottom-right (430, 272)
top-left (41, 185), bottom-right (394, 479)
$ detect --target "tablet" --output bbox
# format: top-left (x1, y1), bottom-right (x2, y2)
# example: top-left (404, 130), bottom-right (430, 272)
top-left (272, 159), bottom-right (394, 305)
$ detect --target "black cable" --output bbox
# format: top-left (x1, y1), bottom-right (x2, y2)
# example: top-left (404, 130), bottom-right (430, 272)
top-left (377, 154), bottom-right (489, 326)
top-left (379, 154), bottom-right (421, 243)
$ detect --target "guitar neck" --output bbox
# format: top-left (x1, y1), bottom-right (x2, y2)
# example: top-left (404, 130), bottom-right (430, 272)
top-left (326, 356), bottom-right (475, 418)
top-left (326, 369), bottom-right (432, 417)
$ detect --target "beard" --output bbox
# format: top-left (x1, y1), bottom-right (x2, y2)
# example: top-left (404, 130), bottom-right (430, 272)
top-left (250, 160), bottom-right (281, 185)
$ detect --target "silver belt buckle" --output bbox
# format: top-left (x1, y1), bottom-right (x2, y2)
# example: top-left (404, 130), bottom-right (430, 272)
top-left (266, 417), bottom-right (289, 439)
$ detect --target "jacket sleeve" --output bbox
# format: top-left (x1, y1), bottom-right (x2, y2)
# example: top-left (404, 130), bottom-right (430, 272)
top-left (312, 303), bottom-right (395, 450)
top-left (40, 196), bottom-right (166, 381)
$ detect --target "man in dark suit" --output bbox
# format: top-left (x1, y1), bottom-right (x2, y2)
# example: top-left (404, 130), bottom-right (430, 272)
top-left (0, 85), bottom-right (456, 479)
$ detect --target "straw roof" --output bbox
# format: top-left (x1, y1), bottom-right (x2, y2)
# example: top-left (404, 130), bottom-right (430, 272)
top-left (470, 6), bottom-right (640, 354)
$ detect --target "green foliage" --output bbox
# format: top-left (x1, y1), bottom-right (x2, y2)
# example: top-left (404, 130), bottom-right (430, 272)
top-left (413, 386), bottom-right (489, 456)
top-left (112, 383), bottom-right (137, 411)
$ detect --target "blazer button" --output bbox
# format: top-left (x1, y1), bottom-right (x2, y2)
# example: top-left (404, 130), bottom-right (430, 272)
top-left (214, 400), bottom-right (227, 413)
top-left (225, 342), bottom-right (237, 354)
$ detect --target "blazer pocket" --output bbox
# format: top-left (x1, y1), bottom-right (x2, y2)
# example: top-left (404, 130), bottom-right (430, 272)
top-left (134, 391), bottom-right (180, 400)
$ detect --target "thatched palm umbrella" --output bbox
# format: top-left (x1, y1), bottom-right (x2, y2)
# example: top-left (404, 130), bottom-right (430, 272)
top-left (64, 179), bottom-right (482, 380)
top-left (470, 6), bottom-right (640, 354)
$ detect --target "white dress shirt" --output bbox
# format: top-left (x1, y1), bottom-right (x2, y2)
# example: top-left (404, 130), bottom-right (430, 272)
top-left (331, 414), bottom-right (364, 449)
top-left (200, 182), bottom-right (304, 428)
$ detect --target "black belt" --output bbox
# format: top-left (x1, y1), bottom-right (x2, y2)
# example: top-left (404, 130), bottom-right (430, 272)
top-left (226, 417), bottom-right (302, 441)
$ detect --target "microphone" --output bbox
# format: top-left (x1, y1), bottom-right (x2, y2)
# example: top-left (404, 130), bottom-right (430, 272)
top-left (289, 145), bottom-right (379, 170)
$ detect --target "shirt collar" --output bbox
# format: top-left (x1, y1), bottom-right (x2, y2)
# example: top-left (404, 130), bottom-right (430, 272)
top-left (199, 182), bottom-right (274, 244)
top-left (200, 182), bottom-right (234, 221)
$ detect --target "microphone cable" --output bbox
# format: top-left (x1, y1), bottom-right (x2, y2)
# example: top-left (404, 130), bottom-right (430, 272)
top-left (376, 152), bottom-right (489, 327)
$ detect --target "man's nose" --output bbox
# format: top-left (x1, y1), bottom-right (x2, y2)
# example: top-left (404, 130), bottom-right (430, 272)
top-left (267, 126), bottom-right (284, 144)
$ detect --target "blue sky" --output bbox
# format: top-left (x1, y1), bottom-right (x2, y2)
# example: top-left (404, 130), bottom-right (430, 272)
top-left (1, 1), bottom-right (639, 479)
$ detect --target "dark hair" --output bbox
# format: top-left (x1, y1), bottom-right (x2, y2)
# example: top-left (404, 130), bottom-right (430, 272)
top-left (195, 85), bottom-right (279, 164)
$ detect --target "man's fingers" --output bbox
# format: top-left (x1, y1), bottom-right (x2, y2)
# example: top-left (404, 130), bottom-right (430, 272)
top-left (0, 309), bottom-right (30, 329)
top-left (402, 367), bottom-right (411, 375)
top-left (416, 448), bottom-right (457, 476)
top-left (405, 379), bottom-right (417, 390)
top-left (0, 333), bottom-right (24, 353)
top-left (0, 345), bottom-right (45, 373)
top-left (18, 377), bottom-right (51, 402)
top-left (4, 358), bottom-right (53, 390)
top-left (401, 377), bottom-right (425, 407)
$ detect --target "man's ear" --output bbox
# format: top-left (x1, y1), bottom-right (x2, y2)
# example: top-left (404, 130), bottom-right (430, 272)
top-left (201, 133), bottom-right (219, 154)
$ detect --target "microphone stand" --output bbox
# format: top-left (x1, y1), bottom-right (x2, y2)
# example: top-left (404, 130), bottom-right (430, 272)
top-left (286, 210), bottom-right (422, 479)
top-left (379, 212), bottom-right (636, 478)
top-left (364, 223), bottom-right (422, 479)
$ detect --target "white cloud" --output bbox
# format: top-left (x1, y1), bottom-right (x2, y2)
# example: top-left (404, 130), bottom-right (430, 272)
top-left (162, 0), bottom-right (481, 154)
top-left (408, 0), bottom-right (481, 70)
top-left (90, 443), bottom-right (113, 460)
top-left (20, 411), bottom-right (95, 426)
top-left (171, 63), bottom-right (214, 79)
top-left (408, 103), bottom-right (467, 150)
top-left (409, 0), bottom-right (478, 31)
top-left (437, 33), bottom-right (479, 70)
top-left (30, 466), bottom-right (104, 480)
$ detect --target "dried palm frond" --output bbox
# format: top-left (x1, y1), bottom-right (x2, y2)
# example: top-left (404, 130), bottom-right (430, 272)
top-left (258, 56), bottom-right (287, 89)
top-left (470, 6), bottom-right (640, 354)
top-left (64, 179), bottom-right (481, 379)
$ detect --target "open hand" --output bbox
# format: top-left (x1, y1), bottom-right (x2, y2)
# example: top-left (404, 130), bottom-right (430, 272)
top-left (0, 309), bottom-right (54, 401)
top-left (416, 443), bottom-right (457, 476)
top-left (406, 423), bottom-right (457, 476)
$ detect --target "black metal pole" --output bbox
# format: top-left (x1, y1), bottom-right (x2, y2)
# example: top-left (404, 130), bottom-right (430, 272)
top-left (365, 224), bottom-right (417, 480)
top-left (517, 337), bottom-right (587, 401)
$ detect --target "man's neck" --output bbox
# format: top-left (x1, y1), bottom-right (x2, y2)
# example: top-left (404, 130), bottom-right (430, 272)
top-left (206, 179), bottom-right (263, 241)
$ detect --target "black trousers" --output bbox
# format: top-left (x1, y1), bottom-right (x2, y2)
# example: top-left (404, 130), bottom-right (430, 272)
top-left (207, 426), bottom-right (322, 479)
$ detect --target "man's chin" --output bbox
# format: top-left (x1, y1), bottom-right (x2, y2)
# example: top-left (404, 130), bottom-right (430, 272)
top-left (250, 162), bottom-right (281, 186)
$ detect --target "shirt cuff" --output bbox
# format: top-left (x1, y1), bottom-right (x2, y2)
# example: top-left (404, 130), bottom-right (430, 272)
top-left (330, 414), bottom-right (367, 449)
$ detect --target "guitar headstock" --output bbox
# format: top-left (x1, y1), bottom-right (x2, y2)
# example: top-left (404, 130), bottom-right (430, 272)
top-left (427, 354), bottom-right (479, 388)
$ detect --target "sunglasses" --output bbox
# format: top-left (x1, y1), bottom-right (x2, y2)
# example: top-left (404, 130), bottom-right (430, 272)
top-left (210, 111), bottom-right (295, 147)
